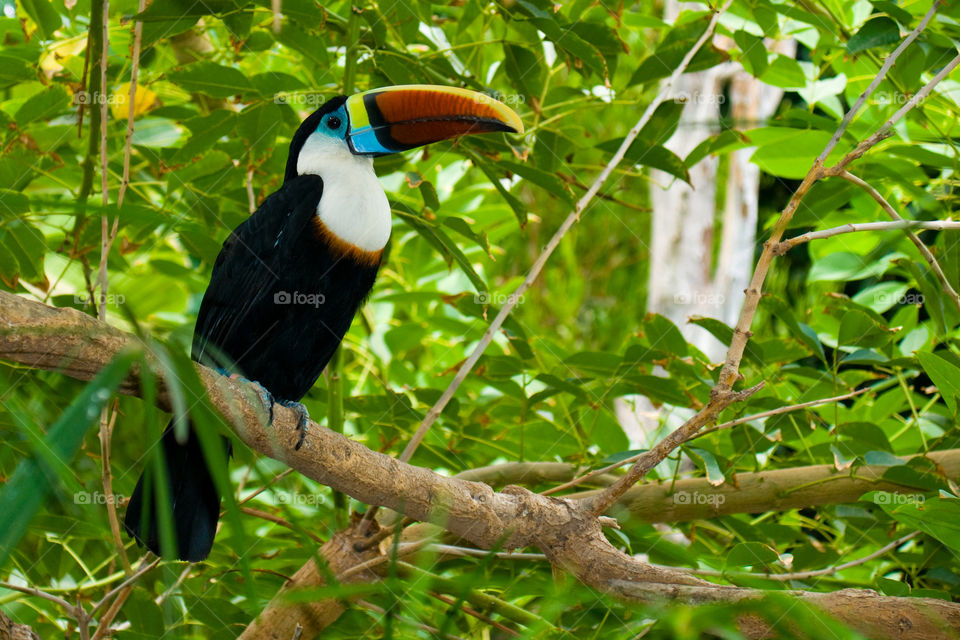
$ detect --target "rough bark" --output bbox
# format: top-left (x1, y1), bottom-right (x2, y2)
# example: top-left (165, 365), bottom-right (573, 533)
top-left (0, 610), bottom-right (39, 640)
top-left (240, 518), bottom-right (382, 640)
top-left (570, 449), bottom-right (960, 523)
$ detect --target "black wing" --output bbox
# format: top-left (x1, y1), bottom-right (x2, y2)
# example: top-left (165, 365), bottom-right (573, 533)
top-left (192, 175), bottom-right (324, 376)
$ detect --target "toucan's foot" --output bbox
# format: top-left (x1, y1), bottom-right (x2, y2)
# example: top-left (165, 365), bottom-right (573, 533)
top-left (215, 368), bottom-right (276, 423)
top-left (277, 399), bottom-right (310, 450)
top-left (255, 385), bottom-right (276, 424)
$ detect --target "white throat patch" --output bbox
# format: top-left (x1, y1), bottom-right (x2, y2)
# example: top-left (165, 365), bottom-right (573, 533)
top-left (296, 133), bottom-right (391, 252)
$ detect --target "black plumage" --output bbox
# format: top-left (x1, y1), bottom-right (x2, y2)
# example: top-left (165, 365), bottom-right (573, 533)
top-left (125, 98), bottom-right (382, 561)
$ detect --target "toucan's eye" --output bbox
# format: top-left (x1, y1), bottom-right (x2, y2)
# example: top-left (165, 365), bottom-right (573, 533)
top-left (327, 116), bottom-right (342, 130)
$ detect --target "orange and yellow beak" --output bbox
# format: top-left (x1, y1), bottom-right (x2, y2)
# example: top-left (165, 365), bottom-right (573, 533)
top-left (344, 85), bottom-right (523, 156)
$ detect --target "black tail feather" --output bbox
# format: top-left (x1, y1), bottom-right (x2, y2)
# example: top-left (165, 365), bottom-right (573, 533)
top-left (124, 423), bottom-right (228, 562)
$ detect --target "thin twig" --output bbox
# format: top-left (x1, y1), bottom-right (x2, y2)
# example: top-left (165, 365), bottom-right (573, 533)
top-left (0, 581), bottom-right (79, 615)
top-left (545, 386), bottom-right (875, 496)
top-left (685, 531), bottom-right (919, 581)
top-left (696, 386), bottom-right (875, 438)
top-left (155, 565), bottom-right (192, 605)
top-left (813, 0), bottom-right (941, 166)
top-left (776, 220), bottom-right (960, 254)
top-left (117, 0), bottom-right (146, 208)
top-left (428, 592), bottom-right (521, 638)
top-left (90, 557), bottom-right (160, 617)
top-left (245, 166), bottom-right (257, 213)
top-left (98, 400), bottom-right (130, 572)
top-left (355, 600), bottom-right (468, 640)
top-left (837, 171), bottom-right (960, 313)
top-left (238, 468), bottom-right (294, 505)
top-left (97, 0), bottom-right (110, 322)
top-left (421, 544), bottom-right (548, 561)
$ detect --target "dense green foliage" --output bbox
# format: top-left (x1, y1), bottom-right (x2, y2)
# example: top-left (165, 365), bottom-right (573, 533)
top-left (2, 0), bottom-right (960, 637)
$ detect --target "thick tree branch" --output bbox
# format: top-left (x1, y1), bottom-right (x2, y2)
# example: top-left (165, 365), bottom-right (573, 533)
top-left (0, 291), bottom-right (704, 593)
top-left (0, 609), bottom-right (39, 640)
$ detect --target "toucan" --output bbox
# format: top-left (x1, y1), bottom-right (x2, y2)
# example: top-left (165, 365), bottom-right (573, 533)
top-left (123, 85), bottom-right (523, 561)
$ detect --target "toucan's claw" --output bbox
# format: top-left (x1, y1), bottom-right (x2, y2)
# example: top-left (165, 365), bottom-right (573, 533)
top-left (214, 367), bottom-right (276, 423)
top-left (277, 399), bottom-right (310, 450)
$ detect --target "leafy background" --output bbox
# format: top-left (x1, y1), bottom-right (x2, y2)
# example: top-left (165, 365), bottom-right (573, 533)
top-left (2, 0), bottom-right (960, 638)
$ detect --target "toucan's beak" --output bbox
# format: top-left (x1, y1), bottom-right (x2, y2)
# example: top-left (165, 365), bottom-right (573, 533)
top-left (344, 84), bottom-right (523, 156)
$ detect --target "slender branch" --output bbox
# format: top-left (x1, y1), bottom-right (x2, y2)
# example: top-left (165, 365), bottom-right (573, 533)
top-left (836, 171), bottom-right (960, 313)
top-left (547, 386), bottom-right (874, 496)
top-left (118, 0), bottom-right (146, 208)
top-left (89, 558), bottom-right (160, 617)
top-left (687, 531), bottom-right (920, 581)
top-left (96, 0), bottom-right (111, 322)
top-left (245, 167), bottom-right (256, 214)
top-left (813, 0), bottom-right (941, 166)
top-left (428, 592), bottom-right (521, 638)
top-left (695, 385), bottom-right (874, 439)
top-left (420, 544), bottom-right (547, 562)
top-left (0, 582), bottom-right (78, 616)
top-left (775, 220), bottom-right (960, 254)
top-left (97, 401), bottom-right (129, 572)
top-left (354, 600), bottom-right (468, 640)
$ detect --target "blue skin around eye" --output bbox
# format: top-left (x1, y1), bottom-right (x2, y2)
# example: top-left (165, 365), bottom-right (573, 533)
top-left (317, 105), bottom-right (349, 139)
top-left (317, 103), bottom-right (392, 156)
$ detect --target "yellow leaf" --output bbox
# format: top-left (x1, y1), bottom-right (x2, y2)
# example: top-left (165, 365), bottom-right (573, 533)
top-left (109, 82), bottom-right (158, 120)
top-left (40, 37), bottom-right (87, 77)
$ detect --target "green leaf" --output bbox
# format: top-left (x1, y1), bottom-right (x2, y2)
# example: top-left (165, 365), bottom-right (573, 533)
top-left (643, 314), bottom-right (688, 357)
top-left (688, 316), bottom-right (764, 366)
top-left (596, 138), bottom-right (689, 183)
top-left (917, 351), bottom-right (960, 413)
top-left (689, 447), bottom-right (725, 485)
top-left (502, 44), bottom-right (544, 103)
top-left (276, 23), bottom-right (329, 71)
top-left (500, 160), bottom-right (575, 205)
top-left (20, 0), bottom-right (61, 39)
top-left (847, 16), bottom-right (901, 55)
top-left (726, 542), bottom-right (779, 568)
top-left (623, 374), bottom-right (689, 406)
top-left (751, 129), bottom-right (836, 179)
top-left (131, 117), bottom-right (184, 148)
top-left (238, 101), bottom-right (284, 156)
top-left (470, 152), bottom-right (527, 227)
top-left (838, 309), bottom-right (892, 349)
top-left (394, 206), bottom-right (488, 295)
top-left (629, 17), bottom-right (729, 86)
top-left (0, 219), bottom-right (46, 283)
top-left (734, 30), bottom-right (768, 77)
top-left (168, 61), bottom-right (255, 98)
top-left (879, 497), bottom-right (960, 555)
top-left (15, 85), bottom-right (69, 125)
top-left (760, 54), bottom-right (806, 88)
top-left (565, 351), bottom-right (621, 376)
